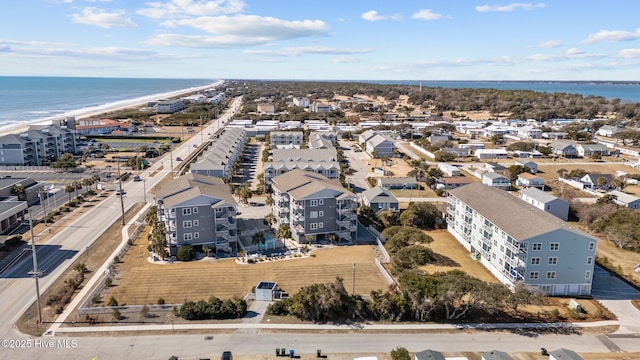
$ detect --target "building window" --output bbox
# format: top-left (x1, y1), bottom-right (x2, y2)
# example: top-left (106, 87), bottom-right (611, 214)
top-left (319, 199), bottom-right (324, 205)
top-left (548, 257), bottom-right (558, 265)
top-left (310, 223), bottom-right (318, 230)
top-left (585, 271), bottom-right (592, 279)
top-left (194, 232), bottom-right (199, 239)
top-left (183, 220), bottom-right (192, 228)
top-left (319, 210), bottom-right (324, 217)
top-left (533, 243), bottom-right (542, 251)
top-left (182, 208), bottom-right (192, 216)
top-left (529, 272), bottom-right (539, 280)
top-left (193, 220), bottom-right (199, 227)
top-left (215, 207), bottom-right (224, 213)
top-left (193, 207), bottom-right (198, 214)
top-left (310, 211), bottom-right (318, 219)
top-left (310, 200), bottom-right (318, 207)
top-left (587, 257), bottom-right (593, 265)
top-left (319, 222), bottom-right (323, 229)
top-left (546, 271), bottom-right (556, 279)
top-left (183, 233), bottom-right (193, 240)
top-left (550, 243), bottom-right (559, 251)
top-left (531, 257), bottom-right (540, 265)
top-left (589, 242), bottom-right (595, 251)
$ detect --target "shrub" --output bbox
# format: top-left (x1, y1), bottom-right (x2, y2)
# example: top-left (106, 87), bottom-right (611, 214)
top-left (390, 347), bottom-right (411, 360)
top-left (5, 235), bottom-right (22, 247)
top-left (107, 296), bottom-right (119, 307)
top-left (104, 277), bottom-right (112, 287)
top-left (176, 245), bottom-right (194, 261)
top-left (157, 297), bottom-right (165, 305)
top-left (112, 309), bottom-right (121, 321)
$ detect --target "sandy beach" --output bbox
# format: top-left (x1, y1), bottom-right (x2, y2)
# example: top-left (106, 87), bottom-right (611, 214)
top-left (0, 79), bottom-right (224, 137)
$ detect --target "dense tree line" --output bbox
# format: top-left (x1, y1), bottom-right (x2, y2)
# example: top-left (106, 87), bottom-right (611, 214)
top-left (177, 296), bottom-right (247, 320)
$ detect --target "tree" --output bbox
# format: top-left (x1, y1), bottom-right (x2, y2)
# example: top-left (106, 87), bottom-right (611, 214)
top-left (490, 134), bottom-right (505, 145)
top-left (140, 305), bottom-right (150, 320)
top-left (596, 176), bottom-right (609, 189)
top-left (252, 232), bottom-right (266, 249)
top-left (276, 224), bottom-right (292, 247)
top-left (112, 309), bottom-right (122, 321)
top-left (234, 181), bottom-right (252, 204)
top-left (64, 183), bottom-right (75, 203)
top-left (264, 213), bottom-right (276, 227)
top-left (107, 296), bottom-right (119, 306)
top-left (176, 245), bottom-right (194, 261)
top-left (265, 194), bottom-right (274, 206)
top-left (202, 245), bottom-right (213, 257)
top-left (556, 168), bottom-right (568, 178)
top-left (568, 169), bottom-right (587, 179)
top-left (50, 153), bottom-right (77, 171)
top-left (11, 184), bottom-right (25, 200)
top-left (507, 165), bottom-right (529, 181)
top-left (390, 347), bottom-right (411, 360)
top-left (507, 283), bottom-right (545, 316)
top-left (399, 202), bottom-right (443, 230)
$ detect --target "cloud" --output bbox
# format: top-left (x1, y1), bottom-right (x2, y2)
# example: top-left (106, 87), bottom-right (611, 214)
top-left (145, 33), bottom-right (270, 48)
top-left (333, 57), bottom-right (366, 64)
top-left (361, 10), bottom-right (401, 22)
top-left (70, 7), bottom-right (137, 28)
top-left (411, 9), bottom-right (444, 21)
top-left (137, 0), bottom-right (244, 19)
top-left (475, 3), bottom-right (546, 12)
top-left (617, 49), bottom-right (640, 59)
top-left (534, 40), bottom-right (562, 48)
top-left (244, 46), bottom-right (372, 57)
top-left (165, 15), bottom-right (329, 39)
top-left (582, 29), bottom-right (640, 44)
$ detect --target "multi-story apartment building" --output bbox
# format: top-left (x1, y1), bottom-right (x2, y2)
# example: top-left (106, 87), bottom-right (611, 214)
top-left (153, 99), bottom-right (185, 114)
top-left (263, 148), bottom-right (340, 187)
top-left (190, 128), bottom-right (247, 179)
top-left (292, 97), bottom-right (310, 108)
top-left (269, 131), bottom-right (303, 149)
top-left (447, 183), bottom-right (597, 296)
top-left (0, 124), bottom-right (77, 165)
top-left (271, 169), bottom-right (357, 244)
top-left (155, 173), bottom-right (238, 257)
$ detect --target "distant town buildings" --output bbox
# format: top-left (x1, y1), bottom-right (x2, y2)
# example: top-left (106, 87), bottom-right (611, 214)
top-left (0, 123), bottom-right (77, 166)
top-left (153, 99), bottom-right (185, 114)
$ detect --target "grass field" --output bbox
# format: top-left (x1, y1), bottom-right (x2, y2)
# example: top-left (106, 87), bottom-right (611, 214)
top-left (536, 162), bottom-right (640, 184)
top-left (596, 236), bottom-right (640, 285)
top-left (106, 234), bottom-right (390, 305)
top-left (419, 230), bottom-right (500, 284)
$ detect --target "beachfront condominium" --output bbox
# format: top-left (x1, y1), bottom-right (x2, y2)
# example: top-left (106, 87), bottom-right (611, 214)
top-left (263, 148), bottom-right (340, 189)
top-left (446, 183), bottom-right (596, 296)
top-left (155, 173), bottom-right (238, 257)
top-left (271, 169), bottom-right (357, 244)
top-left (0, 124), bottom-right (77, 166)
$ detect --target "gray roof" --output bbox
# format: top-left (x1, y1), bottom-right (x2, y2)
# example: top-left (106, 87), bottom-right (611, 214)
top-left (583, 173), bottom-right (613, 184)
top-left (368, 134), bottom-right (394, 147)
top-left (272, 169), bottom-right (354, 201)
top-left (449, 183), bottom-right (596, 241)
top-left (414, 350), bottom-right (445, 360)
top-left (272, 148), bottom-right (337, 162)
top-left (362, 186), bottom-right (398, 204)
top-left (309, 135), bottom-right (333, 149)
top-left (578, 143), bottom-right (608, 151)
top-left (515, 158), bottom-right (537, 166)
top-left (486, 162), bottom-right (506, 170)
top-left (264, 161), bottom-right (339, 172)
top-left (483, 172), bottom-right (508, 180)
top-left (609, 190), bottom-right (640, 204)
top-left (549, 140), bottom-right (576, 150)
top-left (549, 348), bottom-right (584, 360)
top-left (378, 177), bottom-right (418, 185)
top-left (155, 173), bottom-right (236, 208)
top-left (482, 350), bottom-right (513, 360)
top-left (519, 187), bottom-right (563, 204)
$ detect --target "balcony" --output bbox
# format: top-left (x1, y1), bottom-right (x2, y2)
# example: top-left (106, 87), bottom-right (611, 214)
top-left (292, 202), bottom-right (304, 210)
top-left (168, 210), bottom-right (176, 219)
top-left (292, 224), bottom-right (304, 234)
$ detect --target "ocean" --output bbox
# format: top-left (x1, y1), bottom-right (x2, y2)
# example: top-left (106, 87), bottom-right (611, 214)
top-left (1, 77), bottom-right (639, 131)
top-left (0, 76), bottom-right (216, 130)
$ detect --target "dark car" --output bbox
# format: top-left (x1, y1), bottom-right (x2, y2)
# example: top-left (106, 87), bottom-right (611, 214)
top-left (221, 351), bottom-right (233, 360)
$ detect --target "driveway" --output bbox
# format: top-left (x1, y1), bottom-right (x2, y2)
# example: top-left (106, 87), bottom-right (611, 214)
top-left (591, 265), bottom-right (640, 334)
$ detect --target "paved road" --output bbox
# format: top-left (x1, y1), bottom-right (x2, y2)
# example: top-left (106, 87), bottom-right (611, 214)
top-left (339, 140), bottom-right (371, 194)
top-left (591, 265), bottom-right (640, 334)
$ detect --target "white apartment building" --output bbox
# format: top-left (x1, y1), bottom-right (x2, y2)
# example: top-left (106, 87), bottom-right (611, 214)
top-left (270, 131), bottom-right (303, 149)
top-left (447, 183), bottom-right (597, 296)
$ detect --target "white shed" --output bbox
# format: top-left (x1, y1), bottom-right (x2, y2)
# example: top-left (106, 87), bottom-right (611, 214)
top-left (255, 281), bottom-right (278, 301)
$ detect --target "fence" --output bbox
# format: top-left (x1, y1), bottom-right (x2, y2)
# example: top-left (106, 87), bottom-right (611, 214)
top-left (376, 238), bottom-right (391, 264)
top-left (409, 142), bottom-right (435, 159)
top-left (374, 258), bottom-right (395, 286)
top-left (77, 207), bottom-right (151, 317)
top-left (0, 165), bottom-right (52, 172)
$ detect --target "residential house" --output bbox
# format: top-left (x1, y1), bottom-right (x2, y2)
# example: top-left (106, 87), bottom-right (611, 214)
top-left (155, 173), bottom-right (239, 257)
top-left (257, 102), bottom-right (275, 114)
top-left (482, 172), bottom-right (510, 190)
top-left (549, 140), bottom-right (577, 157)
top-left (608, 190), bottom-right (640, 209)
top-left (519, 187), bottom-right (570, 221)
top-left (549, 348), bottom-right (584, 360)
top-left (576, 143), bottom-right (610, 157)
top-left (440, 147), bottom-right (471, 157)
top-left (438, 163), bottom-right (460, 177)
top-left (429, 135), bottom-right (450, 146)
top-left (482, 350), bottom-right (513, 360)
top-left (75, 118), bottom-right (123, 135)
top-left (153, 99), bottom-right (184, 114)
top-left (596, 125), bottom-right (623, 137)
top-left (190, 128), bottom-right (247, 179)
top-left (580, 173), bottom-right (613, 191)
top-left (263, 148), bottom-right (340, 187)
top-left (271, 170), bottom-right (357, 244)
top-left (515, 159), bottom-right (538, 173)
top-left (516, 173), bottom-right (545, 189)
top-left (378, 177), bottom-right (418, 190)
top-left (485, 162), bottom-right (507, 175)
top-left (475, 149), bottom-right (508, 159)
top-left (366, 134), bottom-right (395, 158)
top-left (292, 97), bottom-right (310, 108)
top-left (309, 102), bottom-right (332, 113)
top-left (414, 349), bottom-right (445, 360)
top-left (435, 177), bottom-right (474, 190)
top-left (511, 150), bottom-right (543, 159)
top-left (447, 183), bottom-right (597, 296)
top-left (270, 131), bottom-right (303, 149)
top-left (308, 132), bottom-right (335, 149)
top-left (361, 186), bottom-right (399, 211)
top-left (516, 126), bottom-right (543, 139)
top-left (542, 132), bottom-right (568, 140)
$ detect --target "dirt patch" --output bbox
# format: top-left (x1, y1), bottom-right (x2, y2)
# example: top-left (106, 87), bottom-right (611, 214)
top-left (105, 243), bottom-right (389, 306)
top-left (537, 162), bottom-right (640, 184)
top-left (365, 158), bottom-right (414, 178)
top-left (16, 201), bottom-right (145, 336)
top-left (596, 237), bottom-right (640, 286)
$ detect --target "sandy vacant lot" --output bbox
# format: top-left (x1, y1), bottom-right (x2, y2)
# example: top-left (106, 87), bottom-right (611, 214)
top-left (107, 237), bottom-right (390, 305)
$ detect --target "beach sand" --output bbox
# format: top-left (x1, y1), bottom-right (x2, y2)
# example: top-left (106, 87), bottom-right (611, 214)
top-left (0, 80), bottom-right (224, 137)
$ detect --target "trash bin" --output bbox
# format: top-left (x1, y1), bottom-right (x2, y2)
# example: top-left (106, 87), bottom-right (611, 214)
top-left (281, 348), bottom-right (286, 357)
top-left (317, 350), bottom-right (322, 357)
top-left (289, 349), bottom-right (295, 358)
top-left (276, 349), bottom-right (281, 357)
top-left (540, 348), bottom-right (548, 356)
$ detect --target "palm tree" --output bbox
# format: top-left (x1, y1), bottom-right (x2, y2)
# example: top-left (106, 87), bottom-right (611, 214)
top-left (276, 224), bottom-right (291, 249)
top-left (265, 194), bottom-right (274, 206)
top-left (65, 184), bottom-right (75, 204)
top-left (252, 232), bottom-right (266, 250)
top-left (82, 177), bottom-right (94, 191)
top-left (11, 184), bottom-right (25, 201)
top-left (202, 245), bottom-right (213, 257)
top-left (72, 180), bottom-right (82, 198)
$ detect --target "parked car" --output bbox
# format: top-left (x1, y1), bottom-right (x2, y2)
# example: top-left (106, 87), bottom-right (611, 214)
top-left (115, 189), bottom-right (126, 196)
top-left (221, 351), bottom-right (233, 360)
top-left (133, 175), bottom-right (141, 182)
top-left (176, 157), bottom-right (182, 161)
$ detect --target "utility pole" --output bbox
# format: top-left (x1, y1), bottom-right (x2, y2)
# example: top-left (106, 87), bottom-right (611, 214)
top-left (352, 262), bottom-right (356, 295)
top-left (39, 190), bottom-right (47, 227)
top-left (143, 179), bottom-right (147, 203)
top-left (200, 115), bottom-right (204, 145)
top-left (117, 159), bottom-right (125, 226)
top-left (27, 210), bottom-right (43, 326)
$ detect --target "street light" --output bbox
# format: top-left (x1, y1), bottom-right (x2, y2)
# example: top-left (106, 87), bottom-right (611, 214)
top-left (116, 159), bottom-right (125, 226)
top-left (27, 210), bottom-right (43, 326)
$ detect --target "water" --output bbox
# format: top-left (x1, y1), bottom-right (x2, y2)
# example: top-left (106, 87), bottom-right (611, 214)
top-left (0, 76), bottom-right (217, 130)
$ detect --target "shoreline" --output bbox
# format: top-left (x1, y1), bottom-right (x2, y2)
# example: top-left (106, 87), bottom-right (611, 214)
top-left (0, 79), bottom-right (224, 137)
